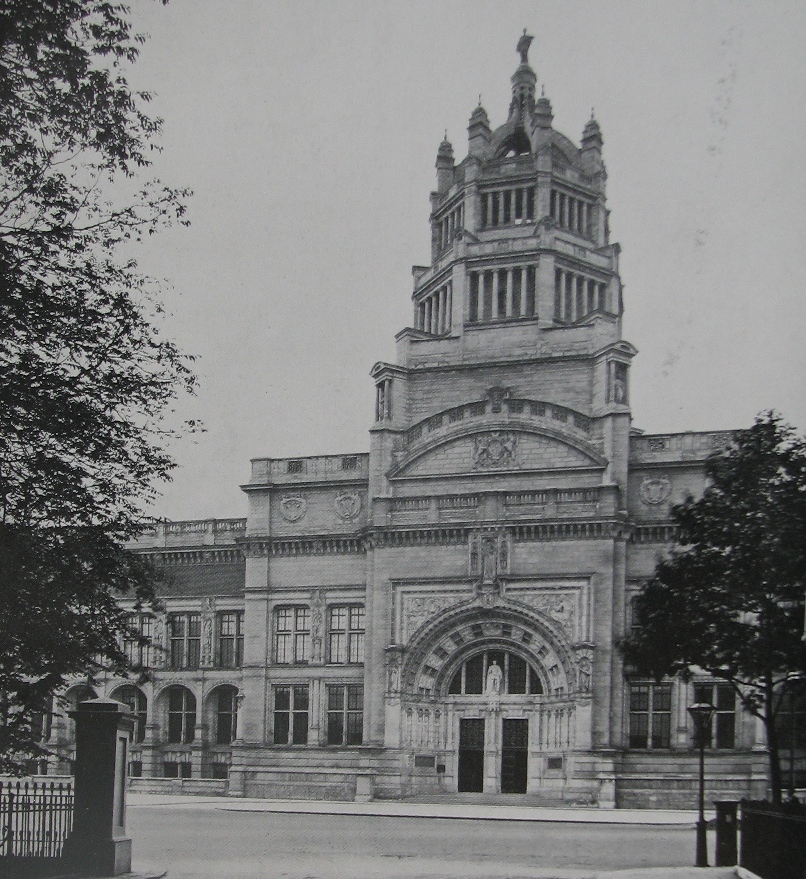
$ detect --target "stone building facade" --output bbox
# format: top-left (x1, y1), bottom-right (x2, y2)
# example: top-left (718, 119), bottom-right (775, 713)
top-left (47, 35), bottom-right (774, 807)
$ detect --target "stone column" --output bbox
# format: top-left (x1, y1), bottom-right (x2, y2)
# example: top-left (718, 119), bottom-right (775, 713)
top-left (506, 269), bottom-right (513, 317)
top-left (492, 271), bottom-right (500, 319)
top-left (61, 699), bottom-right (133, 876)
top-left (484, 706), bottom-right (499, 793)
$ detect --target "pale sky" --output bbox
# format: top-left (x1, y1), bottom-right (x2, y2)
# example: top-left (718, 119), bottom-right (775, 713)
top-left (124, 1), bottom-right (806, 521)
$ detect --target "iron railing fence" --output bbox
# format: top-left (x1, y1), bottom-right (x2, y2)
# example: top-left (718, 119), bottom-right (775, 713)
top-left (740, 799), bottom-right (806, 879)
top-left (0, 780), bottom-right (73, 859)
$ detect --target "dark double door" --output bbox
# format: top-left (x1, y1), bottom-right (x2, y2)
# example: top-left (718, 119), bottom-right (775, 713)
top-left (457, 717), bottom-right (528, 794)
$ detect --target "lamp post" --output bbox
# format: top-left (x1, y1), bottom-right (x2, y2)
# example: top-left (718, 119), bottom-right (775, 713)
top-left (688, 701), bottom-right (716, 867)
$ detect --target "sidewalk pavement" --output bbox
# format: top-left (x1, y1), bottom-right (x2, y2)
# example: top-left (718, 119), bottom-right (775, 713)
top-left (127, 791), bottom-right (709, 825)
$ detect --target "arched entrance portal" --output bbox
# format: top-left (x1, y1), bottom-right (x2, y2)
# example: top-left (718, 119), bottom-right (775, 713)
top-left (387, 603), bottom-right (590, 797)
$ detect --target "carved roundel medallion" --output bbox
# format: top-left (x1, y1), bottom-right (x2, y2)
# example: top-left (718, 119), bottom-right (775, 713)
top-left (334, 491), bottom-right (362, 521)
top-left (639, 475), bottom-right (672, 506)
top-left (279, 494), bottom-right (307, 522)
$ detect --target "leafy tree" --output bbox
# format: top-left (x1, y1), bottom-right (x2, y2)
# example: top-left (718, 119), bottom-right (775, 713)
top-left (0, 1), bottom-right (194, 772)
top-left (621, 413), bottom-right (806, 803)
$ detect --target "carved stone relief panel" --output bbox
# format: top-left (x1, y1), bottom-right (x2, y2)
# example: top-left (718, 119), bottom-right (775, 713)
top-left (508, 589), bottom-right (579, 642)
top-left (201, 596), bottom-right (215, 667)
top-left (639, 474), bottom-right (672, 505)
top-left (472, 431), bottom-right (518, 469)
top-left (334, 491), bottom-right (362, 521)
top-left (401, 592), bottom-right (466, 644)
top-left (279, 494), bottom-right (307, 522)
top-left (309, 588), bottom-right (325, 664)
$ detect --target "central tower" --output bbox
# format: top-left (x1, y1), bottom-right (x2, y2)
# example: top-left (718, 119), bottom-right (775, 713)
top-left (363, 33), bottom-right (637, 800)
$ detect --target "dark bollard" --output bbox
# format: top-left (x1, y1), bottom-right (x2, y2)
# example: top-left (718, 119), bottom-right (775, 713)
top-left (714, 800), bottom-right (738, 866)
top-left (61, 698), bottom-right (134, 876)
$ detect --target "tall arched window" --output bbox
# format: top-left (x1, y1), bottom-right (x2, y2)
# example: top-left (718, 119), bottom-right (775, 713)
top-left (214, 686), bottom-right (238, 745)
top-left (448, 650), bottom-right (543, 695)
top-left (166, 686), bottom-right (196, 744)
top-left (113, 685), bottom-right (147, 744)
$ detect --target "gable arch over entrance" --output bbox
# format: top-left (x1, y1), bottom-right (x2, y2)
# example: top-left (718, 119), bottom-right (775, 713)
top-left (399, 602), bottom-right (577, 699)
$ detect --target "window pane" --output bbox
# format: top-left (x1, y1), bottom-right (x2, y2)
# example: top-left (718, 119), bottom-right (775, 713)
top-left (292, 711), bottom-right (308, 745)
top-left (276, 633), bottom-right (291, 664)
top-left (330, 607), bottom-right (347, 630)
top-left (293, 686), bottom-right (309, 710)
top-left (329, 632), bottom-right (345, 664)
top-left (328, 687), bottom-right (344, 711)
top-left (716, 713), bottom-right (735, 749)
top-left (346, 713), bottom-right (363, 745)
top-left (654, 685), bottom-right (672, 712)
top-left (350, 606), bottom-right (365, 630)
top-left (347, 686), bottom-right (363, 711)
top-left (448, 670), bottom-right (462, 694)
top-left (508, 655), bottom-right (527, 694)
top-left (168, 688), bottom-right (184, 712)
top-left (630, 685), bottom-right (649, 712)
top-left (629, 714), bottom-right (648, 749)
top-left (716, 685), bottom-right (735, 711)
top-left (274, 687), bottom-right (290, 711)
top-left (274, 713), bottom-right (289, 745)
top-left (465, 655), bottom-right (484, 694)
top-left (168, 714), bottom-right (182, 743)
top-left (327, 713), bottom-right (343, 745)
top-left (652, 713), bottom-right (671, 749)
top-left (348, 632), bottom-right (364, 664)
top-left (295, 632), bottom-right (310, 662)
top-left (296, 608), bottom-right (310, 630)
top-left (277, 608), bottom-right (293, 631)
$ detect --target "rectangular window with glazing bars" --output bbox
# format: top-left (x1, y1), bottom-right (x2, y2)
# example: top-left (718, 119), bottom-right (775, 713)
top-left (168, 613), bottom-right (201, 670)
top-left (275, 606), bottom-right (310, 664)
top-left (122, 613), bottom-right (153, 668)
top-left (217, 611), bottom-right (244, 668)
top-left (328, 605), bottom-right (365, 664)
top-left (629, 682), bottom-right (672, 749)
top-left (327, 684), bottom-right (363, 745)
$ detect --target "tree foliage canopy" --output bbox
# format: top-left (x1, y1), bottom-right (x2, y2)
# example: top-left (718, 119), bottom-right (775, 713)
top-left (0, 1), bottom-right (193, 772)
top-left (621, 412), bottom-right (806, 801)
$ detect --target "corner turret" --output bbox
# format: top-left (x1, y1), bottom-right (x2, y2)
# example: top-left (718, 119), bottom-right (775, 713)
top-left (435, 133), bottom-right (455, 193)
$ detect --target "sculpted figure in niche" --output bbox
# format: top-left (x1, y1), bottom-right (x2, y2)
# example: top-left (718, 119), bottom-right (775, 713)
top-left (486, 660), bottom-right (503, 696)
top-left (481, 536), bottom-right (497, 582)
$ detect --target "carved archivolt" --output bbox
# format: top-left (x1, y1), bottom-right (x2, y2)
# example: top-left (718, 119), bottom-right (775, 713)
top-left (397, 602), bottom-right (579, 701)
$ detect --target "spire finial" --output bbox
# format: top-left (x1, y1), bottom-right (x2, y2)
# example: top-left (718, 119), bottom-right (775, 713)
top-left (542, 84), bottom-right (545, 97)
top-left (478, 94), bottom-right (482, 107)
top-left (591, 107), bottom-right (595, 120)
top-left (517, 30), bottom-right (533, 65)
top-left (444, 128), bottom-right (448, 141)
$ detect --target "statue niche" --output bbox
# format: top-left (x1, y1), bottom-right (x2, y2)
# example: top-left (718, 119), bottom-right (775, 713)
top-left (468, 530), bottom-right (510, 605)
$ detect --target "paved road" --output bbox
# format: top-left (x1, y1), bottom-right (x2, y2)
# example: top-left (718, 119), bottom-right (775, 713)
top-left (127, 803), bottom-right (712, 879)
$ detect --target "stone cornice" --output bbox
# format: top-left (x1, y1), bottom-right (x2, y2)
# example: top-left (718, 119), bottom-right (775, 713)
top-left (629, 523), bottom-right (679, 544)
top-left (135, 547), bottom-right (244, 565)
top-left (135, 519), bottom-right (663, 561)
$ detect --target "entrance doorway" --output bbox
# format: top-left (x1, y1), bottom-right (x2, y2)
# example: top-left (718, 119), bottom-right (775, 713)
top-left (501, 718), bottom-right (528, 794)
top-left (457, 718), bottom-right (485, 792)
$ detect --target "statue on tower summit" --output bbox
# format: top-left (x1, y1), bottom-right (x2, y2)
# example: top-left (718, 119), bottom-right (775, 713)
top-left (517, 29), bottom-right (533, 65)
